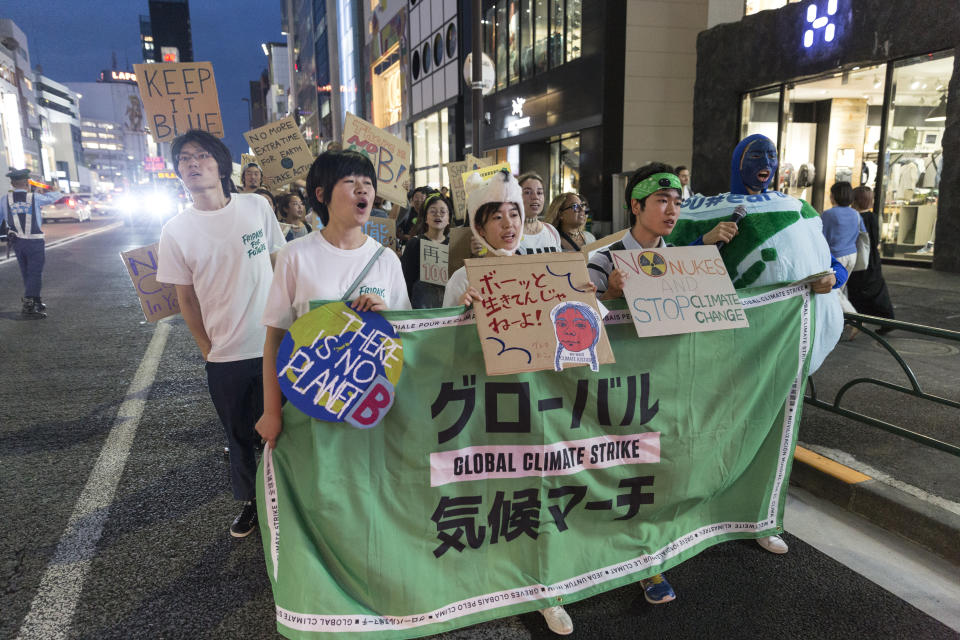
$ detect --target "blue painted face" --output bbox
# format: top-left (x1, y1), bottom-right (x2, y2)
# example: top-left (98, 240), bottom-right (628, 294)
top-left (739, 138), bottom-right (778, 193)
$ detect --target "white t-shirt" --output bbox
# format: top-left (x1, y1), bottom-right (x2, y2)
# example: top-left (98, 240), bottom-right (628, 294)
top-left (517, 222), bottom-right (561, 254)
top-left (443, 266), bottom-right (470, 308)
top-left (263, 232), bottom-right (411, 330)
top-left (157, 193), bottom-right (286, 362)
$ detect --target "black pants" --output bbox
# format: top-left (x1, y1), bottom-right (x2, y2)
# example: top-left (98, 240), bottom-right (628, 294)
top-left (205, 358), bottom-right (263, 501)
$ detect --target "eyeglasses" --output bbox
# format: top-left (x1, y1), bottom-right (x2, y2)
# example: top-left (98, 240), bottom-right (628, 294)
top-left (560, 203), bottom-right (585, 213)
top-left (176, 151), bottom-right (213, 164)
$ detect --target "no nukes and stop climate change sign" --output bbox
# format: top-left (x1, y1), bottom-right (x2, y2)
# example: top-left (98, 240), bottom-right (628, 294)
top-left (275, 302), bottom-right (404, 429)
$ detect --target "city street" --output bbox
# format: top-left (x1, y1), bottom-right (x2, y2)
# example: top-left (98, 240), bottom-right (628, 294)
top-left (1, 222), bottom-right (958, 640)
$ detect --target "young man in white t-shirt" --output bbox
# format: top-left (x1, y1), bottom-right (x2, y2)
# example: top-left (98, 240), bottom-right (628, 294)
top-left (157, 130), bottom-right (286, 538)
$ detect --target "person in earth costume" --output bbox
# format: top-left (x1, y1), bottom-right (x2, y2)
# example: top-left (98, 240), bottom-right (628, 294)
top-left (667, 134), bottom-right (846, 555)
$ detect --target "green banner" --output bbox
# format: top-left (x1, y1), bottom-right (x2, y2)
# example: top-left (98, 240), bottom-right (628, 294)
top-left (258, 284), bottom-right (814, 639)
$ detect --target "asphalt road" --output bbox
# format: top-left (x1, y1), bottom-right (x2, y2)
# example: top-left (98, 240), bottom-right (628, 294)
top-left (0, 224), bottom-right (956, 639)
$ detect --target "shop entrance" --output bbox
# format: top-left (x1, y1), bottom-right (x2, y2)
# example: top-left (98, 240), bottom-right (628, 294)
top-left (740, 51), bottom-right (951, 263)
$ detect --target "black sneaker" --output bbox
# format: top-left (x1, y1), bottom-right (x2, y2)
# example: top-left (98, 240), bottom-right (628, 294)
top-left (230, 501), bottom-right (258, 538)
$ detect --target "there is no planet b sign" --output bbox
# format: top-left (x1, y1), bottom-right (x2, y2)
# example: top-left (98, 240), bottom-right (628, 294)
top-left (276, 302), bottom-right (404, 428)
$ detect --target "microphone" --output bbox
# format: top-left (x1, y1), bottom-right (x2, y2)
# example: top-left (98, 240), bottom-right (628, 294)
top-left (716, 205), bottom-right (747, 250)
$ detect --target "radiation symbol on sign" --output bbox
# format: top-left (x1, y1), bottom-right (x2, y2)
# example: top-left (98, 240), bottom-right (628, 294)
top-left (638, 251), bottom-right (667, 277)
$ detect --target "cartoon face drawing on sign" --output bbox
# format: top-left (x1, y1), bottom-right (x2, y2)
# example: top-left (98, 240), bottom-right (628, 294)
top-left (550, 301), bottom-right (602, 372)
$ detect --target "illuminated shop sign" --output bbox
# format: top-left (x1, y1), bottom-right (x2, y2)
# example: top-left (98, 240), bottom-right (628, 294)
top-left (803, 0), bottom-right (838, 48)
top-left (506, 97), bottom-right (531, 133)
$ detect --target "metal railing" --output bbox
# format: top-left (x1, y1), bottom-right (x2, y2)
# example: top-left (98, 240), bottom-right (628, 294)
top-left (804, 313), bottom-right (960, 458)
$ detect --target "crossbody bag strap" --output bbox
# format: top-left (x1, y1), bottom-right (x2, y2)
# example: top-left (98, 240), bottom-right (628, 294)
top-left (340, 245), bottom-right (386, 302)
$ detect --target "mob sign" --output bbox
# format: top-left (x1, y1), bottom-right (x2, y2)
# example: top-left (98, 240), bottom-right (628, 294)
top-left (133, 62), bottom-right (223, 143)
top-left (613, 245), bottom-right (748, 338)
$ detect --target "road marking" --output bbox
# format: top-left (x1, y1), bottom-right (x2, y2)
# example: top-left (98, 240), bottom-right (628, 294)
top-left (802, 443), bottom-right (960, 516)
top-left (0, 221), bottom-right (122, 266)
top-left (794, 445), bottom-right (871, 484)
top-left (16, 319), bottom-right (172, 640)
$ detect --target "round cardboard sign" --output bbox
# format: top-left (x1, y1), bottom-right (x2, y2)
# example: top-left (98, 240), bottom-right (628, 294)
top-left (276, 302), bottom-right (404, 428)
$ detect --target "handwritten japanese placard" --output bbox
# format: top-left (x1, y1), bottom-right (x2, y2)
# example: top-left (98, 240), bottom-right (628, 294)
top-left (460, 161), bottom-right (512, 193)
top-left (243, 116), bottom-right (314, 189)
top-left (363, 217), bottom-right (397, 250)
top-left (420, 239), bottom-right (449, 286)
top-left (342, 112), bottom-right (411, 205)
top-left (612, 245), bottom-right (748, 338)
top-left (120, 243), bottom-right (180, 322)
top-left (466, 253), bottom-right (614, 376)
top-left (134, 62), bottom-right (223, 143)
top-left (445, 154), bottom-right (493, 222)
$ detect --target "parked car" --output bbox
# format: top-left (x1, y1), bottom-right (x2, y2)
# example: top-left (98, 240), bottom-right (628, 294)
top-left (42, 196), bottom-right (92, 223)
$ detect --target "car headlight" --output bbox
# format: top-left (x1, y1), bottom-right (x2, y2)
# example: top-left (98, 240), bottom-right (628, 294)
top-left (116, 194), bottom-right (135, 213)
top-left (147, 194), bottom-right (173, 218)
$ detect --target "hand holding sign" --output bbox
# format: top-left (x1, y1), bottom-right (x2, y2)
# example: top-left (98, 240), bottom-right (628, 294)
top-left (120, 243), bottom-right (180, 322)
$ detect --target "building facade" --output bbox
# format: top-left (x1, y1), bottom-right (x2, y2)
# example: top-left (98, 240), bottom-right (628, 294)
top-left (0, 18), bottom-right (42, 187)
top-left (36, 75), bottom-right (89, 192)
top-left (66, 78), bottom-right (153, 191)
top-left (147, 0), bottom-right (194, 63)
top-left (693, 0), bottom-right (958, 272)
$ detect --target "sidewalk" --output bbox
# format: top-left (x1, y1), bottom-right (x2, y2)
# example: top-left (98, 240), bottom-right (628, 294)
top-left (790, 264), bottom-right (960, 565)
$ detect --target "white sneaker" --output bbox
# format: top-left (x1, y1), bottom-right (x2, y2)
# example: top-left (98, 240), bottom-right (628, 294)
top-left (539, 606), bottom-right (573, 635)
top-left (757, 534), bottom-right (789, 554)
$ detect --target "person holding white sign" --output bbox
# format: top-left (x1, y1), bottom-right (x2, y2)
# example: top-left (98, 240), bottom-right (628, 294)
top-left (257, 150), bottom-right (410, 450)
top-left (401, 191), bottom-right (451, 308)
top-left (157, 130), bottom-right (286, 538)
top-left (589, 163), bottom-right (738, 303)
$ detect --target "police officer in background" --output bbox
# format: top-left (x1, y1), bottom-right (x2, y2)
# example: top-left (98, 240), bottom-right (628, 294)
top-left (1, 168), bottom-right (62, 318)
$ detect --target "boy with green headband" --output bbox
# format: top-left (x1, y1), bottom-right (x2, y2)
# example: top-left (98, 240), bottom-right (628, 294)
top-left (589, 162), bottom-right (738, 301)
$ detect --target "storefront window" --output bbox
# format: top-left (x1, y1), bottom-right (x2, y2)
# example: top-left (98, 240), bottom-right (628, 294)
top-left (508, 0), bottom-right (520, 85)
top-left (371, 45), bottom-right (402, 129)
top-left (534, 0), bottom-right (548, 73)
top-left (880, 51), bottom-right (951, 258)
top-left (740, 87), bottom-right (781, 141)
top-left (778, 65), bottom-right (884, 210)
top-left (565, 0), bottom-right (581, 62)
top-left (549, 133), bottom-right (580, 202)
top-left (549, 0), bottom-right (564, 68)
top-left (412, 109), bottom-right (451, 189)
top-left (497, 1), bottom-right (508, 91)
top-left (521, 0), bottom-right (534, 79)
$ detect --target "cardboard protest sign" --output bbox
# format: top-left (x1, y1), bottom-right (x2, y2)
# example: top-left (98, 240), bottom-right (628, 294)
top-left (120, 243), bottom-right (180, 322)
top-left (581, 229), bottom-right (628, 259)
top-left (134, 62), bottom-right (223, 143)
top-left (613, 245), bottom-right (749, 338)
top-left (243, 116), bottom-right (314, 189)
top-left (241, 153), bottom-right (258, 168)
top-left (259, 285), bottom-right (811, 638)
top-left (363, 217), bottom-right (397, 250)
top-left (448, 227), bottom-right (476, 275)
top-left (342, 112), bottom-right (411, 205)
top-left (275, 302), bottom-right (403, 429)
top-left (466, 253), bottom-right (614, 376)
top-left (445, 154), bottom-right (494, 223)
top-left (419, 239), bottom-right (449, 286)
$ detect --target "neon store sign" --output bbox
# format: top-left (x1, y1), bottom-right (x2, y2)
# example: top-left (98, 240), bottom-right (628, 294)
top-left (803, 0), bottom-right (839, 48)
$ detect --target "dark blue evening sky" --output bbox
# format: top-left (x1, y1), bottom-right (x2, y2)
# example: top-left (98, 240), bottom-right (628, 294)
top-left (4, 0), bottom-right (282, 160)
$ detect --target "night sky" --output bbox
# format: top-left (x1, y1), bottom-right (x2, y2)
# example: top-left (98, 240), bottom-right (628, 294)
top-left (4, 0), bottom-right (282, 161)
